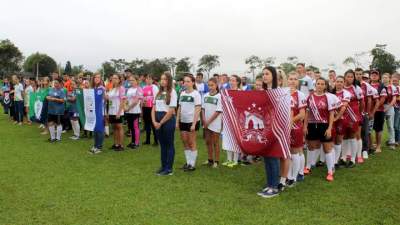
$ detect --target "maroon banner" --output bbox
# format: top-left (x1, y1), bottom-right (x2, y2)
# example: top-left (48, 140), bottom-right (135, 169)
top-left (221, 88), bottom-right (291, 158)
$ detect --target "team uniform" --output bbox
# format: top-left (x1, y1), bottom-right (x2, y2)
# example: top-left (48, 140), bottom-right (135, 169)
top-left (333, 89), bottom-right (351, 137)
top-left (47, 87), bottom-right (66, 141)
top-left (142, 84), bottom-right (159, 144)
top-left (371, 83), bottom-right (387, 132)
top-left (178, 90), bottom-right (202, 132)
top-left (343, 85), bottom-right (364, 134)
top-left (290, 90), bottom-right (307, 148)
top-left (67, 89), bottom-right (80, 139)
top-left (202, 92), bottom-right (222, 133)
top-left (306, 93), bottom-right (339, 142)
top-left (107, 86), bottom-right (126, 124)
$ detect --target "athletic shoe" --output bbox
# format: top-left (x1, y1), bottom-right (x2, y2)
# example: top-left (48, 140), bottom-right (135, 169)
top-left (362, 151), bottom-right (369, 159)
top-left (110, 145), bottom-right (118, 150)
top-left (240, 160), bottom-right (252, 166)
top-left (338, 159), bottom-right (347, 166)
top-left (114, 146), bottom-right (124, 151)
top-left (92, 148), bottom-right (102, 154)
top-left (127, 143), bottom-right (137, 149)
top-left (286, 179), bottom-right (296, 187)
top-left (326, 172), bottom-right (334, 182)
top-left (212, 162), bottom-right (219, 168)
top-left (316, 161), bottom-right (325, 167)
top-left (346, 161), bottom-right (355, 168)
top-left (277, 183), bottom-right (286, 192)
top-left (184, 165), bottom-right (196, 172)
top-left (181, 163), bottom-right (189, 170)
top-left (389, 145), bottom-right (396, 150)
top-left (158, 170), bottom-right (173, 176)
top-left (303, 167), bottom-right (311, 175)
top-left (296, 174), bottom-right (305, 182)
top-left (62, 130), bottom-right (66, 134)
top-left (257, 188), bottom-right (279, 198)
top-left (356, 156), bottom-right (364, 164)
top-left (55, 139), bottom-right (61, 143)
top-left (69, 136), bottom-right (79, 140)
top-left (48, 138), bottom-right (56, 143)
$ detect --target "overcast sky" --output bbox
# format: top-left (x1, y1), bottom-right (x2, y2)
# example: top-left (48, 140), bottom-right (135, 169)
top-left (1, 0), bottom-right (399, 75)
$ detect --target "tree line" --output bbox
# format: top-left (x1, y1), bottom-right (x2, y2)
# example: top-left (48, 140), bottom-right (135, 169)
top-left (0, 39), bottom-right (399, 81)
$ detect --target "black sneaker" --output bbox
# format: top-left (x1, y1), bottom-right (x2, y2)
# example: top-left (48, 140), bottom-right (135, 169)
top-left (346, 161), bottom-right (356, 168)
top-left (114, 145), bottom-right (124, 151)
top-left (286, 179), bottom-right (296, 188)
top-left (296, 174), bottom-right (305, 182)
top-left (184, 165), bottom-right (196, 172)
top-left (277, 183), bottom-right (286, 192)
top-left (110, 145), bottom-right (118, 150)
top-left (338, 159), bottom-right (346, 166)
top-left (127, 143), bottom-right (137, 149)
top-left (181, 163), bottom-right (189, 170)
top-left (316, 161), bottom-right (325, 167)
top-left (48, 138), bottom-right (56, 143)
top-left (55, 139), bottom-right (61, 143)
top-left (335, 163), bottom-right (341, 170)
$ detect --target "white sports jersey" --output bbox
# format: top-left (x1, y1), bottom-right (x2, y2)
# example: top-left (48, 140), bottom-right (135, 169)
top-left (126, 87), bottom-right (143, 114)
top-left (154, 90), bottom-right (178, 112)
top-left (179, 90), bottom-right (201, 123)
top-left (202, 92), bottom-right (222, 133)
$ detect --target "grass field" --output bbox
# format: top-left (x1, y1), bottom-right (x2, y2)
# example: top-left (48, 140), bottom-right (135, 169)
top-left (0, 112), bottom-right (399, 225)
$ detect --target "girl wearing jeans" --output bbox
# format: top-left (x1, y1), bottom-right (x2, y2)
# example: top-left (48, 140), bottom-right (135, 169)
top-left (152, 72), bottom-right (178, 176)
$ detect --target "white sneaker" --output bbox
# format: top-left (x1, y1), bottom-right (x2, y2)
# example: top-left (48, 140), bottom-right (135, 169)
top-left (69, 136), bottom-right (79, 140)
top-left (362, 151), bottom-right (369, 159)
top-left (62, 130), bottom-right (67, 134)
top-left (92, 148), bottom-right (102, 154)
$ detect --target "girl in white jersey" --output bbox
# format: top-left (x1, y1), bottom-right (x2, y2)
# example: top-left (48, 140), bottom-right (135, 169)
top-left (202, 77), bottom-right (222, 168)
top-left (106, 74), bottom-right (126, 151)
top-left (177, 74), bottom-right (202, 172)
top-left (125, 75), bottom-right (143, 149)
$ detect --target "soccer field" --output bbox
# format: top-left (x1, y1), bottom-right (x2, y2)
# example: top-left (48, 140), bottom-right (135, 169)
top-left (0, 113), bottom-right (399, 225)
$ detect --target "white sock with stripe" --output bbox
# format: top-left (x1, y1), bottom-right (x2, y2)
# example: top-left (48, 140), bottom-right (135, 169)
top-left (56, 125), bottom-right (62, 140)
top-left (350, 138), bottom-right (357, 163)
top-left (299, 153), bottom-right (305, 175)
top-left (357, 139), bottom-right (362, 158)
top-left (184, 150), bottom-right (190, 164)
top-left (334, 144), bottom-right (342, 163)
top-left (341, 140), bottom-right (349, 161)
top-left (325, 151), bottom-right (334, 174)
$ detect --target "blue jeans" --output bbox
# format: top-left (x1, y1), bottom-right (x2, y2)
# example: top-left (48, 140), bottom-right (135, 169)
top-left (94, 131), bottom-right (104, 149)
top-left (394, 107), bottom-right (400, 143)
top-left (14, 100), bottom-right (24, 122)
top-left (263, 156), bottom-right (280, 189)
top-left (155, 112), bottom-right (176, 172)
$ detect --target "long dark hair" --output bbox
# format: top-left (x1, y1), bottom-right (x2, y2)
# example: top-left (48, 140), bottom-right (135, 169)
top-left (331, 75), bottom-right (345, 94)
top-left (262, 66), bottom-right (278, 90)
top-left (315, 77), bottom-right (329, 93)
top-left (230, 75), bottom-right (241, 89)
top-left (183, 74), bottom-right (197, 90)
top-left (344, 69), bottom-right (360, 87)
top-left (208, 77), bottom-right (219, 93)
top-left (156, 71), bottom-right (173, 105)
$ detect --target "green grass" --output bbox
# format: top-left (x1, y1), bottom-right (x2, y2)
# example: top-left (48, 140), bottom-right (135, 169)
top-left (0, 112), bottom-right (399, 225)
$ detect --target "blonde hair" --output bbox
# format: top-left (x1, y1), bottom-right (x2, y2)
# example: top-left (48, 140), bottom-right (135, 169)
top-left (277, 69), bottom-right (287, 87)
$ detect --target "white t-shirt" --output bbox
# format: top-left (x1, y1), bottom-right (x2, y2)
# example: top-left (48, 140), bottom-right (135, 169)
top-left (14, 83), bottom-right (24, 101)
top-left (298, 75), bottom-right (314, 96)
top-left (24, 85), bottom-right (34, 106)
top-left (154, 90), bottom-right (178, 112)
top-left (126, 87), bottom-right (143, 114)
top-left (108, 87), bottom-right (126, 116)
top-left (179, 90), bottom-right (201, 123)
top-left (202, 92), bottom-right (222, 133)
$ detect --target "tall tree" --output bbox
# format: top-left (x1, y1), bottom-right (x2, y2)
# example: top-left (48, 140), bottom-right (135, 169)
top-left (175, 57), bottom-right (192, 75)
top-left (110, 58), bottom-right (128, 73)
top-left (198, 54), bottom-right (220, 79)
top-left (101, 61), bottom-right (117, 78)
top-left (262, 56), bottom-right (276, 67)
top-left (71, 65), bottom-right (84, 75)
top-left (279, 56), bottom-right (298, 75)
top-left (23, 52), bottom-right (57, 77)
top-left (162, 57), bottom-right (177, 76)
top-left (0, 39), bottom-right (23, 77)
top-left (343, 51), bottom-right (369, 69)
top-left (245, 55), bottom-right (262, 82)
top-left (142, 59), bottom-right (169, 79)
top-left (64, 61), bottom-right (72, 74)
top-left (370, 44), bottom-right (400, 74)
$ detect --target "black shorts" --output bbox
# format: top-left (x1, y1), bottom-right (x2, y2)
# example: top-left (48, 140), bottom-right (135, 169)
top-left (306, 123), bottom-right (332, 142)
top-left (373, 111), bottom-right (385, 132)
top-left (48, 114), bottom-right (62, 124)
top-left (179, 121), bottom-right (200, 132)
top-left (109, 115), bottom-right (124, 124)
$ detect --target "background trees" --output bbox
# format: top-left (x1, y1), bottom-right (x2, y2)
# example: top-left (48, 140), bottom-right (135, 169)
top-left (0, 39), bottom-right (23, 78)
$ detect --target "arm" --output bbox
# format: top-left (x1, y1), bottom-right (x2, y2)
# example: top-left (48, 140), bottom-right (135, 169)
top-left (117, 98), bottom-right (126, 118)
top-left (175, 106), bottom-right (181, 128)
top-left (303, 110), bottom-right (309, 135)
top-left (159, 107), bottom-right (176, 127)
top-left (191, 106), bottom-right (202, 131)
top-left (205, 111), bottom-right (222, 128)
top-left (334, 102), bottom-right (348, 121)
top-left (292, 108), bottom-right (305, 124)
top-left (325, 111), bottom-right (334, 138)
